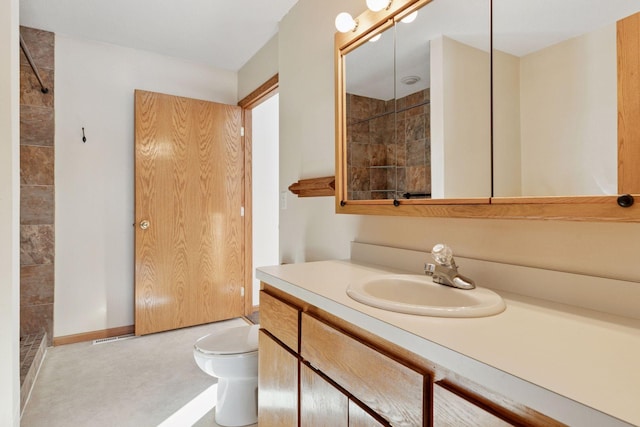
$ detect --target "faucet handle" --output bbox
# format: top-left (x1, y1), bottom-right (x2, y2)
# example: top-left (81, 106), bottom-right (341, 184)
top-left (431, 243), bottom-right (454, 267)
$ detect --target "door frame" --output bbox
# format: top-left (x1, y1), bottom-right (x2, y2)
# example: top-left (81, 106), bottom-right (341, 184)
top-left (238, 74), bottom-right (279, 315)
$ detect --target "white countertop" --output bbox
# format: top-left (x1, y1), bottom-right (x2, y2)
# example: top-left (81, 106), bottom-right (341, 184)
top-left (257, 259), bottom-right (640, 427)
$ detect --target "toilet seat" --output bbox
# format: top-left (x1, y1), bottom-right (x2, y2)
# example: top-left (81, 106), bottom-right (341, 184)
top-left (194, 324), bottom-right (259, 355)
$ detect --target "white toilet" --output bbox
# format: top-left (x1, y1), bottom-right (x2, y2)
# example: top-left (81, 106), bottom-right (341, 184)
top-left (193, 323), bottom-right (259, 427)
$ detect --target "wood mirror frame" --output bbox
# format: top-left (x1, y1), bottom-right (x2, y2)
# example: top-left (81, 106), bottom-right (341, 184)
top-left (335, 0), bottom-right (640, 222)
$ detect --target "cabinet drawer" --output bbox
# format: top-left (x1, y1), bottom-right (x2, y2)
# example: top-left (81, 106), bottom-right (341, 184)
top-left (301, 312), bottom-right (424, 426)
top-left (433, 382), bottom-right (512, 426)
top-left (260, 290), bottom-right (299, 351)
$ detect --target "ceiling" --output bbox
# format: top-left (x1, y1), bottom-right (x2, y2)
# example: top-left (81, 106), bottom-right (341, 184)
top-left (19, 0), bottom-right (300, 71)
top-left (346, 0), bottom-right (640, 100)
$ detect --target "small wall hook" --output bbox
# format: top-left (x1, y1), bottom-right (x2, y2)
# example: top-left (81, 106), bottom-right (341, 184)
top-left (82, 127), bottom-right (87, 143)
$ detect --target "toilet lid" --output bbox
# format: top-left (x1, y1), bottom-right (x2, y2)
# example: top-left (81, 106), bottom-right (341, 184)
top-left (194, 324), bottom-right (259, 355)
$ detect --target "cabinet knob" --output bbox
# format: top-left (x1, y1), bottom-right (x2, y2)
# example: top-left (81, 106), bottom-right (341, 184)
top-left (139, 220), bottom-right (150, 230)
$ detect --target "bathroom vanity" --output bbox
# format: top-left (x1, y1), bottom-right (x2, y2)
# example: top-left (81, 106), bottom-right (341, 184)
top-left (256, 244), bottom-right (640, 426)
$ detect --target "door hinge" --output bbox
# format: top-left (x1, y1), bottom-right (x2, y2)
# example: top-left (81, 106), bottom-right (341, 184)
top-left (240, 126), bottom-right (245, 137)
top-left (241, 206), bottom-right (245, 217)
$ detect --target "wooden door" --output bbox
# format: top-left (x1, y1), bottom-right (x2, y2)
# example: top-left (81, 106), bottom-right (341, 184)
top-left (134, 90), bottom-right (244, 335)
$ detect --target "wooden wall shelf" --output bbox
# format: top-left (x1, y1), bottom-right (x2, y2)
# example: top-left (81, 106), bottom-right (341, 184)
top-left (288, 176), bottom-right (335, 197)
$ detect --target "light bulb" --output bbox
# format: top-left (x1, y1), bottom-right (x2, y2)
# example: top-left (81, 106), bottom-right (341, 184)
top-left (335, 12), bottom-right (358, 33)
top-left (401, 10), bottom-right (418, 23)
top-left (366, 0), bottom-right (391, 12)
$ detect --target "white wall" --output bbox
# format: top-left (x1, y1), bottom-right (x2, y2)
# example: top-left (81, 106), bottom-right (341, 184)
top-left (520, 24), bottom-right (617, 196)
top-left (0, 0), bottom-right (20, 424)
top-left (243, 0), bottom-right (640, 287)
top-left (54, 34), bottom-right (237, 337)
top-left (252, 93), bottom-right (280, 304)
top-left (431, 36), bottom-right (491, 198)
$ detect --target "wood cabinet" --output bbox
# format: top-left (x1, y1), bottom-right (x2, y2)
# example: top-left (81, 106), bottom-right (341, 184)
top-left (301, 312), bottom-right (424, 426)
top-left (258, 330), bottom-right (298, 426)
top-left (301, 362), bottom-right (385, 426)
top-left (433, 382), bottom-right (512, 426)
top-left (258, 286), bottom-right (564, 427)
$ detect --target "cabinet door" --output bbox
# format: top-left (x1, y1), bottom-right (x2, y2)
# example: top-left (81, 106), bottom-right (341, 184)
top-left (301, 363), bottom-right (385, 427)
top-left (300, 363), bottom-right (348, 426)
top-left (301, 313), bottom-right (424, 426)
top-left (258, 330), bottom-right (298, 426)
top-left (349, 401), bottom-right (385, 427)
top-left (433, 383), bottom-right (513, 426)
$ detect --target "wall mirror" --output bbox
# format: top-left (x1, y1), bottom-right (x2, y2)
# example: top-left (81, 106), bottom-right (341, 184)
top-left (493, 0), bottom-right (640, 198)
top-left (335, 0), bottom-right (640, 221)
top-left (341, 0), bottom-right (492, 203)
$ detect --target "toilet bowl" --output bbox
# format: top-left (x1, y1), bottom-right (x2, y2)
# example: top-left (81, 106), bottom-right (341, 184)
top-left (193, 324), bottom-right (259, 427)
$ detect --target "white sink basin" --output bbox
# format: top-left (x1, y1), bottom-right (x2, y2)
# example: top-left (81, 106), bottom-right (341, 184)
top-left (346, 274), bottom-right (505, 318)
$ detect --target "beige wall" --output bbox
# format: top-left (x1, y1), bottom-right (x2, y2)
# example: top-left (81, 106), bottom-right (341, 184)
top-left (492, 50), bottom-right (522, 197)
top-left (0, 0), bottom-right (21, 424)
top-left (240, 0), bottom-right (640, 283)
top-left (520, 24), bottom-right (617, 196)
top-left (238, 34), bottom-right (278, 101)
top-left (431, 36), bottom-right (491, 198)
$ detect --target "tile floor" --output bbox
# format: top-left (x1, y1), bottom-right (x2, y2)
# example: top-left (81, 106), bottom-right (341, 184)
top-left (21, 318), bottom-right (258, 427)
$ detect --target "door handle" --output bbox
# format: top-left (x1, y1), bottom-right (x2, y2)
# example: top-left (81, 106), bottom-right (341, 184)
top-left (139, 220), bottom-right (150, 230)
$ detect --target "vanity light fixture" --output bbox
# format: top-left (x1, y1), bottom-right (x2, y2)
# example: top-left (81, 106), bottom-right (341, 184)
top-left (401, 10), bottom-right (418, 23)
top-left (336, 0), bottom-right (393, 32)
top-left (366, 0), bottom-right (393, 12)
top-left (335, 12), bottom-right (359, 33)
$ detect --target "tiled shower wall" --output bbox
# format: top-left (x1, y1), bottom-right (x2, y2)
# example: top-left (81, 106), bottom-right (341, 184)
top-left (20, 26), bottom-right (55, 346)
top-left (346, 89), bottom-right (430, 200)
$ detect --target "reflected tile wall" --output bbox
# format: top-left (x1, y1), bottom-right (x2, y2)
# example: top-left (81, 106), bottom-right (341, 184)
top-left (20, 26), bottom-right (54, 346)
top-left (346, 89), bottom-right (430, 200)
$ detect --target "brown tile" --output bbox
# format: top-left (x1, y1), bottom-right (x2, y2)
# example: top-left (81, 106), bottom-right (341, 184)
top-left (349, 94), bottom-right (372, 123)
top-left (406, 104), bottom-right (426, 117)
top-left (21, 105), bottom-right (54, 146)
top-left (349, 167), bottom-right (370, 191)
top-left (396, 167), bottom-right (407, 194)
top-left (20, 303), bottom-right (53, 344)
top-left (370, 168), bottom-right (388, 191)
top-left (350, 143), bottom-right (369, 167)
top-left (396, 143), bottom-right (407, 167)
top-left (370, 114), bottom-right (395, 145)
top-left (385, 167), bottom-right (399, 192)
top-left (369, 144), bottom-right (387, 166)
top-left (20, 225), bottom-right (54, 266)
top-left (348, 122), bottom-right (369, 144)
top-left (19, 26), bottom-right (55, 70)
top-left (21, 185), bottom-right (54, 225)
top-left (370, 98), bottom-right (388, 117)
top-left (385, 144), bottom-right (397, 166)
top-left (350, 191), bottom-right (371, 200)
top-left (406, 139), bottom-right (426, 167)
top-left (405, 90), bottom-right (426, 109)
top-left (20, 65), bottom-right (54, 108)
top-left (405, 114), bottom-right (426, 142)
top-left (20, 264), bottom-right (54, 306)
top-left (406, 166), bottom-right (428, 192)
top-left (21, 145), bottom-right (54, 185)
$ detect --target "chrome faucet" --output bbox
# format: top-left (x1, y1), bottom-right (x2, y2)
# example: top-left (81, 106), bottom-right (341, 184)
top-left (424, 244), bottom-right (475, 290)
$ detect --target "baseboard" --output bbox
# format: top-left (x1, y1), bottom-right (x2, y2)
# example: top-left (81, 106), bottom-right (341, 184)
top-left (53, 325), bottom-right (134, 346)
